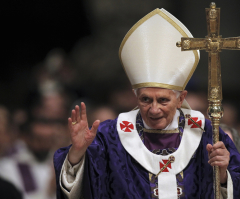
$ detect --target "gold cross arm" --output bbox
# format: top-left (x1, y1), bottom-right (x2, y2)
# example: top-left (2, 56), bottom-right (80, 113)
top-left (177, 36), bottom-right (240, 52)
top-left (176, 3), bottom-right (240, 102)
top-left (176, 36), bottom-right (240, 100)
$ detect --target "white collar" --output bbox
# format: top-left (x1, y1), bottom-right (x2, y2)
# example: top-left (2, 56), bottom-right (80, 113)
top-left (117, 108), bottom-right (204, 199)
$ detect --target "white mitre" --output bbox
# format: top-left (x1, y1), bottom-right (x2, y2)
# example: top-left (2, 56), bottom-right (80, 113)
top-left (119, 8), bottom-right (200, 109)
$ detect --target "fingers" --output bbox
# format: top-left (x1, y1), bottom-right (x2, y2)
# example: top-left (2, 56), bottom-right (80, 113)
top-left (207, 141), bottom-right (230, 169)
top-left (71, 109), bottom-right (76, 123)
top-left (206, 144), bottom-right (213, 153)
top-left (90, 120), bottom-right (100, 135)
top-left (70, 103), bottom-right (87, 124)
top-left (208, 142), bottom-right (228, 159)
top-left (212, 141), bottom-right (226, 150)
top-left (206, 142), bottom-right (226, 154)
top-left (71, 105), bottom-right (80, 122)
top-left (69, 105), bottom-right (82, 134)
top-left (80, 102), bottom-right (87, 121)
top-left (68, 117), bottom-right (73, 130)
top-left (209, 148), bottom-right (228, 159)
top-left (208, 155), bottom-right (229, 166)
top-left (75, 105), bottom-right (80, 123)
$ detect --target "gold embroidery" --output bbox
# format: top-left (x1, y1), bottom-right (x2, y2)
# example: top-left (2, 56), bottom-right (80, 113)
top-left (132, 82), bottom-right (183, 91)
top-left (149, 173), bottom-right (153, 181)
top-left (143, 128), bottom-right (179, 134)
top-left (179, 171), bottom-right (184, 179)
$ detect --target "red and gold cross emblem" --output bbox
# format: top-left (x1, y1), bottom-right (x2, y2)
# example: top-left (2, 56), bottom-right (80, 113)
top-left (120, 121), bottom-right (134, 132)
top-left (155, 155), bottom-right (175, 178)
top-left (188, 117), bottom-right (202, 128)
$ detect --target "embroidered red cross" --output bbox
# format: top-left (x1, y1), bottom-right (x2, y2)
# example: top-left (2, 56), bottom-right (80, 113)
top-left (188, 117), bottom-right (202, 128)
top-left (159, 160), bottom-right (172, 172)
top-left (120, 121), bottom-right (134, 132)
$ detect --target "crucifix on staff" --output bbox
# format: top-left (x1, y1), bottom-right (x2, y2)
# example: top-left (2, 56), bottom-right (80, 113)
top-left (177, 2), bottom-right (240, 199)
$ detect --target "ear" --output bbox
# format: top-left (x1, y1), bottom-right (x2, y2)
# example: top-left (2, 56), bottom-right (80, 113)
top-left (177, 90), bottom-right (188, 108)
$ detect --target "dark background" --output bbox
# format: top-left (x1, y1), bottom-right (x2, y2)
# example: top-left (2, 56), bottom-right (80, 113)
top-left (1, 0), bottom-right (240, 111)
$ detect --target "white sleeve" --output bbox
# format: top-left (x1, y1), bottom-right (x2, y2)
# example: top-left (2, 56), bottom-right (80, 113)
top-left (220, 170), bottom-right (233, 199)
top-left (60, 154), bottom-right (85, 199)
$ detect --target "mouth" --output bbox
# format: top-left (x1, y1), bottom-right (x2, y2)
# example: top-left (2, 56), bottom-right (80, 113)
top-left (149, 116), bottom-right (163, 121)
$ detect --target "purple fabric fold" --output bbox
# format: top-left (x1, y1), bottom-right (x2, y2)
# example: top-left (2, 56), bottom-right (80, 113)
top-left (144, 133), bottom-right (181, 151)
top-left (17, 163), bottom-right (37, 192)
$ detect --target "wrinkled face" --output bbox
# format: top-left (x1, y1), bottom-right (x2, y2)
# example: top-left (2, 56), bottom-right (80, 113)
top-left (136, 88), bottom-right (187, 129)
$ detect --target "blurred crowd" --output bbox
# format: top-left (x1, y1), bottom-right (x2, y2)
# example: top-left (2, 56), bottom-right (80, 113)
top-left (0, 49), bottom-right (137, 199)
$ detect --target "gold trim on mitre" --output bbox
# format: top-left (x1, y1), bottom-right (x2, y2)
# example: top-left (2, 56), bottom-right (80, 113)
top-left (119, 8), bottom-right (199, 90)
top-left (132, 82), bottom-right (183, 91)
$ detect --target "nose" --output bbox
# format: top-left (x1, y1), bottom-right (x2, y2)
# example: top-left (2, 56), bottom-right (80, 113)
top-left (149, 101), bottom-right (161, 115)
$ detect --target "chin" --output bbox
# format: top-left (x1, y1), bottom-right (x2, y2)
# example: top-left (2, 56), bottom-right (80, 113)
top-left (147, 119), bottom-right (167, 130)
top-left (148, 122), bottom-right (167, 130)
top-left (151, 125), bottom-right (166, 130)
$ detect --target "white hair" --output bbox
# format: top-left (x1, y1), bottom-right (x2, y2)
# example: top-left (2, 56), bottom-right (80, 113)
top-left (172, 90), bottom-right (181, 98)
top-left (134, 88), bottom-right (181, 98)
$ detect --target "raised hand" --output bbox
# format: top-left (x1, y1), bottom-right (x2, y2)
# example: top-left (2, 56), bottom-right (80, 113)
top-left (206, 141), bottom-right (230, 184)
top-left (68, 102), bottom-right (100, 165)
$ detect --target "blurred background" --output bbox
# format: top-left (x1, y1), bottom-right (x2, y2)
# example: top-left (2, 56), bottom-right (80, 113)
top-left (0, 0), bottom-right (240, 198)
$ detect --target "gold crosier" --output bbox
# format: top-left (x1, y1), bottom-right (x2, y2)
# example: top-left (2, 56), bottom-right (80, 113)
top-left (177, 2), bottom-right (240, 199)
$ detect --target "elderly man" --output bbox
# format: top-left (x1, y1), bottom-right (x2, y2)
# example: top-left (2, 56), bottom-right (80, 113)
top-left (54, 9), bottom-right (240, 199)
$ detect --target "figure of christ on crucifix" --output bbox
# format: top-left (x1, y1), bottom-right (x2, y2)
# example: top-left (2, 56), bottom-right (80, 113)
top-left (177, 2), bottom-right (240, 198)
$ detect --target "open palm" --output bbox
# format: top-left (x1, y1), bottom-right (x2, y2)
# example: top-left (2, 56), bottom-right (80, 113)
top-left (68, 102), bottom-right (100, 165)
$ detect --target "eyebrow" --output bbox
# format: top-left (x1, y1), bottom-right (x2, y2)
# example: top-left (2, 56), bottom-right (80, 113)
top-left (139, 94), bottom-right (170, 99)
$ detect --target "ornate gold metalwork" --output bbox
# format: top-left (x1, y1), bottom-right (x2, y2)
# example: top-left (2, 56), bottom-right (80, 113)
top-left (237, 39), bottom-right (240, 48)
top-left (176, 2), bottom-right (240, 199)
top-left (176, 41), bottom-right (182, 47)
top-left (155, 156), bottom-right (175, 178)
top-left (210, 87), bottom-right (219, 98)
top-left (183, 39), bottom-right (191, 49)
top-left (209, 3), bottom-right (217, 19)
top-left (208, 101), bottom-right (224, 118)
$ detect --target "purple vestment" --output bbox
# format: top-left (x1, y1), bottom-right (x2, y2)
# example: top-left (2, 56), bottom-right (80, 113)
top-left (54, 115), bottom-right (240, 199)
